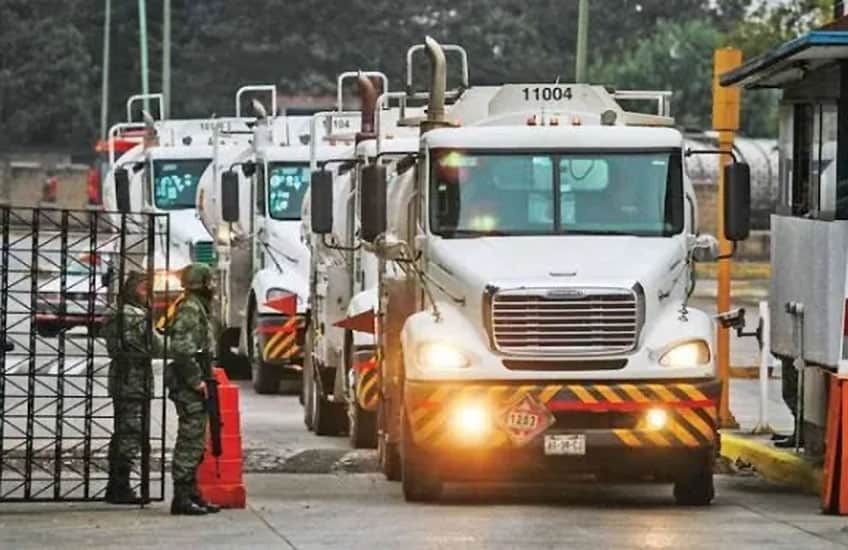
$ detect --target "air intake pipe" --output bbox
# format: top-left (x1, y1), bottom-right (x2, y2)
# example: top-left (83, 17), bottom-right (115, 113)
top-left (422, 36), bottom-right (448, 133)
top-left (356, 73), bottom-right (380, 143)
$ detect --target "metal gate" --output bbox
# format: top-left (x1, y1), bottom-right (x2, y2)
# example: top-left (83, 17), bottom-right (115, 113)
top-left (0, 207), bottom-right (170, 502)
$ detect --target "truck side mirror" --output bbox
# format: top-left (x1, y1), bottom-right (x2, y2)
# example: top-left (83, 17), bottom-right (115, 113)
top-left (724, 162), bottom-right (751, 241)
top-left (221, 171), bottom-right (240, 223)
top-left (310, 170), bottom-right (334, 235)
top-left (360, 164), bottom-right (387, 243)
top-left (114, 168), bottom-right (131, 213)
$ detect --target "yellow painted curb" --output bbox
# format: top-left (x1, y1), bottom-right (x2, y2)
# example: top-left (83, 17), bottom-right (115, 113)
top-left (721, 432), bottom-right (822, 495)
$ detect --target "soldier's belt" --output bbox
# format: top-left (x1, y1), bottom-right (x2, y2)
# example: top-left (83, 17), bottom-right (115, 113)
top-left (405, 379), bottom-right (719, 450)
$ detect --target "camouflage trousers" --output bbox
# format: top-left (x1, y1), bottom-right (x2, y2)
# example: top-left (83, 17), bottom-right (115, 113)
top-left (109, 399), bottom-right (147, 479)
top-left (171, 394), bottom-right (208, 499)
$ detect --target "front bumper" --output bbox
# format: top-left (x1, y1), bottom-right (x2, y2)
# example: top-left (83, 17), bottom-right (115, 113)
top-left (405, 379), bottom-right (719, 480)
top-left (257, 314), bottom-right (306, 366)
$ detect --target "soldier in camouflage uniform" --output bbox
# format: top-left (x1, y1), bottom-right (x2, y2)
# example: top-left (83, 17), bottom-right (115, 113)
top-left (102, 271), bottom-right (162, 504)
top-left (165, 263), bottom-right (220, 515)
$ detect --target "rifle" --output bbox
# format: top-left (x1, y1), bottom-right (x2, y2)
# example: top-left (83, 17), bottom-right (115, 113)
top-left (196, 352), bottom-right (223, 475)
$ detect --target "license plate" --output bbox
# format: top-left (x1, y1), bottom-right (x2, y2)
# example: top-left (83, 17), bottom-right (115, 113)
top-left (544, 434), bottom-right (586, 456)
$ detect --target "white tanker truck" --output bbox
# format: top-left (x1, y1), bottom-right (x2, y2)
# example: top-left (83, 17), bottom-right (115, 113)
top-left (302, 72), bottom-right (426, 442)
top-left (196, 85), bottom-right (352, 393)
top-left (309, 37), bottom-right (754, 503)
top-left (104, 94), bottom-right (255, 320)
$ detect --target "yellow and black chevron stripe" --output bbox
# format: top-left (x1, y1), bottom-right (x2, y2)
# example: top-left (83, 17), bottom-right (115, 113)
top-left (405, 380), bottom-right (719, 450)
top-left (356, 367), bottom-right (380, 411)
top-left (262, 316), bottom-right (300, 362)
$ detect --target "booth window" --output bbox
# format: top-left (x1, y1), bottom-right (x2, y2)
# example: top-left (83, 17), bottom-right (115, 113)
top-left (791, 103), bottom-right (815, 217)
top-left (785, 102), bottom-right (840, 219)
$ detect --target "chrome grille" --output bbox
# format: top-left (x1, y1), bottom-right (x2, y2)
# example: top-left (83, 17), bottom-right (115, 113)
top-left (490, 287), bottom-right (641, 355)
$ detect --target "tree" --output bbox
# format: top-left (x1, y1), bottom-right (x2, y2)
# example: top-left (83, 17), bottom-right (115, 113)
top-left (0, 0), bottom-right (97, 148)
top-left (590, 19), bottom-right (723, 131)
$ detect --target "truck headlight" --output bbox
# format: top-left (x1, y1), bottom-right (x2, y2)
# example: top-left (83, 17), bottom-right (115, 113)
top-left (659, 340), bottom-right (711, 367)
top-left (417, 342), bottom-right (470, 370)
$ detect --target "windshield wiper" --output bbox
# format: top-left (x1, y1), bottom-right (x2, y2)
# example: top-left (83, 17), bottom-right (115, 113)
top-left (562, 229), bottom-right (651, 236)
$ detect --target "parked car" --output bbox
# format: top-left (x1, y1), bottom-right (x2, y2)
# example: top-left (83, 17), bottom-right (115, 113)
top-left (35, 253), bottom-right (109, 338)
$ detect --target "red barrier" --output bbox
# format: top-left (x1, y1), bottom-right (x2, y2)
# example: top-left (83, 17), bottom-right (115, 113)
top-left (197, 367), bottom-right (247, 508)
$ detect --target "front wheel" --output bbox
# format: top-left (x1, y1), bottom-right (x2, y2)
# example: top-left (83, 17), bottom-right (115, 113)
top-left (248, 302), bottom-right (282, 394)
top-left (218, 327), bottom-right (250, 380)
top-left (378, 401), bottom-right (401, 481)
top-left (346, 332), bottom-right (377, 449)
top-left (401, 414), bottom-right (442, 502)
top-left (673, 452), bottom-right (715, 506)
top-left (310, 364), bottom-right (347, 436)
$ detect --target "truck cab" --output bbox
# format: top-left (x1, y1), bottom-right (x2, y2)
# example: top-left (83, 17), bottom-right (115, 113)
top-left (196, 89), bottom-right (350, 393)
top-left (342, 38), bottom-right (752, 503)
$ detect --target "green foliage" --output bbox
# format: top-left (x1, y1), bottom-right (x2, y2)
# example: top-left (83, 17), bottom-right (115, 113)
top-left (590, 19), bottom-right (722, 131)
top-left (0, 0), bottom-right (97, 148)
top-left (0, 0), bottom-right (836, 148)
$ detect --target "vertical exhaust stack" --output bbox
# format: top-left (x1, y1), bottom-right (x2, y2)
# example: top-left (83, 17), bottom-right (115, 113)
top-left (142, 109), bottom-right (159, 148)
top-left (421, 36), bottom-right (450, 134)
top-left (356, 73), bottom-right (380, 144)
top-left (252, 99), bottom-right (273, 149)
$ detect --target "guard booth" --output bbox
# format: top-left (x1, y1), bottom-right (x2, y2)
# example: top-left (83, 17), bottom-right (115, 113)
top-left (721, 21), bottom-right (848, 465)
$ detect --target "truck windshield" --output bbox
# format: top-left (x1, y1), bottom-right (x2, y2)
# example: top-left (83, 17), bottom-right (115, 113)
top-left (429, 150), bottom-right (683, 237)
top-left (267, 163), bottom-right (310, 220)
top-left (152, 158), bottom-right (211, 210)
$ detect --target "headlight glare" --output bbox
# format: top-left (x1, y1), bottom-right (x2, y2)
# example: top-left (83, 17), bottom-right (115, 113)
top-left (153, 270), bottom-right (183, 292)
top-left (417, 342), bottom-right (470, 370)
top-left (659, 340), bottom-right (710, 367)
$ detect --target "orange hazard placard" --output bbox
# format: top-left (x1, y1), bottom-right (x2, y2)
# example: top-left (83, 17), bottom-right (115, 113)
top-left (498, 393), bottom-right (555, 447)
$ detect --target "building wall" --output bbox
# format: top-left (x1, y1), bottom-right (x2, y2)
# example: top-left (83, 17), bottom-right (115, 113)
top-left (0, 154), bottom-right (90, 210)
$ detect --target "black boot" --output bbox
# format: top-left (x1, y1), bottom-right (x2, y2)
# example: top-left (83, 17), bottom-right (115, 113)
top-left (170, 496), bottom-right (208, 515)
top-left (105, 482), bottom-right (144, 505)
top-left (192, 495), bottom-right (220, 514)
top-left (774, 432), bottom-right (803, 449)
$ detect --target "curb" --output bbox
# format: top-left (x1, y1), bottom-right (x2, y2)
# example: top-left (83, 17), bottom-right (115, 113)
top-left (720, 432), bottom-right (822, 495)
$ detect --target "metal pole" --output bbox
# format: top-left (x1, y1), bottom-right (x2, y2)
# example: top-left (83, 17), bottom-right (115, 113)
top-left (575, 0), bottom-right (589, 82)
top-left (162, 0), bottom-right (171, 119)
top-left (138, 0), bottom-right (150, 115)
top-left (712, 48), bottom-right (742, 429)
top-left (754, 300), bottom-right (772, 434)
top-left (99, 0), bottom-right (112, 140)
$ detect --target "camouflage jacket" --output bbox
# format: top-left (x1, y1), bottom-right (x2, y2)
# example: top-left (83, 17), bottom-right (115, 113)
top-left (102, 303), bottom-right (163, 400)
top-left (166, 292), bottom-right (215, 393)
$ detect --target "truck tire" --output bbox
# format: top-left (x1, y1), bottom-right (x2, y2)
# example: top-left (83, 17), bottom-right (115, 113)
top-left (673, 452), bottom-right (715, 506)
top-left (349, 400), bottom-right (377, 449)
top-left (303, 328), bottom-right (315, 430)
top-left (346, 331), bottom-right (378, 449)
top-left (249, 306), bottom-right (282, 394)
top-left (218, 327), bottom-right (250, 380)
top-left (401, 415), bottom-right (442, 502)
top-left (310, 367), bottom-right (347, 436)
top-left (378, 401), bottom-right (401, 481)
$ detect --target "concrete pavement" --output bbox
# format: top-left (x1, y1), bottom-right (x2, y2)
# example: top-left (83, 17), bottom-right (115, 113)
top-left (0, 474), bottom-right (845, 549)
